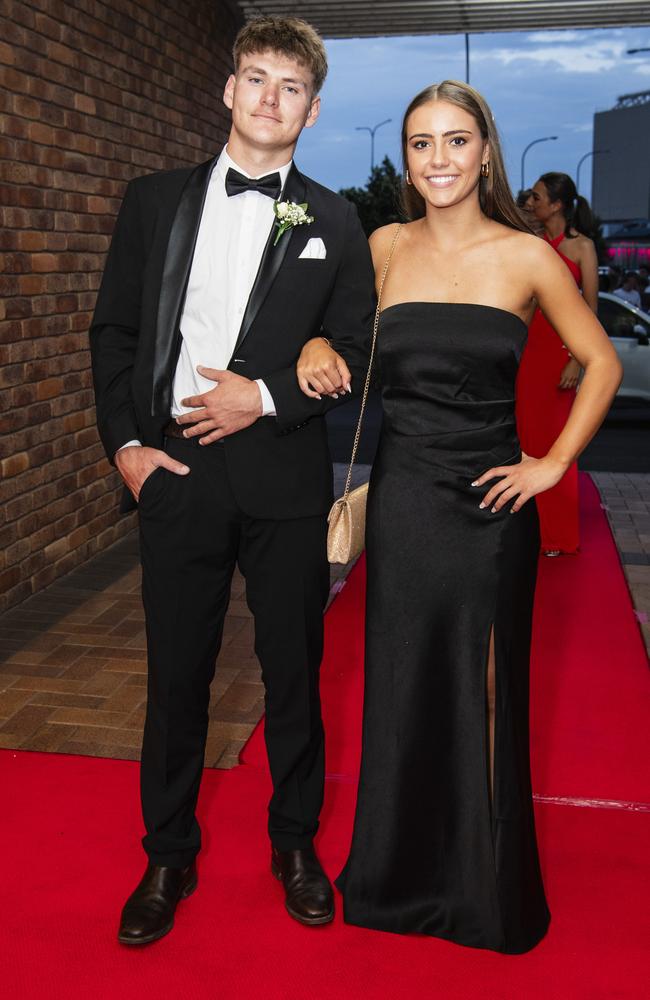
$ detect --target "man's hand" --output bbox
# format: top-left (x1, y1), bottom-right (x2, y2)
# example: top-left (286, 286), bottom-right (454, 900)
top-left (297, 337), bottom-right (352, 400)
top-left (115, 446), bottom-right (189, 501)
top-left (177, 367), bottom-right (263, 444)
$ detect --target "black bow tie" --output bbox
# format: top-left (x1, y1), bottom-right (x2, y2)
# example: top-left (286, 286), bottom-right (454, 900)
top-left (225, 167), bottom-right (282, 200)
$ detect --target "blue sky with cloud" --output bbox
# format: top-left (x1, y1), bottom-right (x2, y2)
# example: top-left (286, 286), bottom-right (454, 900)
top-left (295, 27), bottom-right (650, 200)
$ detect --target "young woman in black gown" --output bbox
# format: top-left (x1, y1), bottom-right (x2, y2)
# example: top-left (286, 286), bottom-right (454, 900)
top-left (296, 81), bottom-right (621, 953)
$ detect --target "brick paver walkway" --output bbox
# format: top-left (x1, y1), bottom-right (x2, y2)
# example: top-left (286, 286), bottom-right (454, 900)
top-left (0, 534), bottom-right (263, 766)
top-left (1, 470), bottom-right (645, 766)
top-left (0, 464), bottom-right (371, 766)
top-left (591, 473), bottom-right (650, 655)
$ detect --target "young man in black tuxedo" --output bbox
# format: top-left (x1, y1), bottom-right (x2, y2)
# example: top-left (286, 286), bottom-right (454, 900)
top-left (89, 16), bottom-right (375, 944)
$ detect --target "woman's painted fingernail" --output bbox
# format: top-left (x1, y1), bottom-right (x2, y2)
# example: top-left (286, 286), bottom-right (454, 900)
top-left (491, 506), bottom-right (497, 514)
top-left (479, 502), bottom-right (486, 509)
top-left (346, 383), bottom-right (352, 393)
top-left (333, 393), bottom-right (338, 399)
top-left (471, 480), bottom-right (478, 487)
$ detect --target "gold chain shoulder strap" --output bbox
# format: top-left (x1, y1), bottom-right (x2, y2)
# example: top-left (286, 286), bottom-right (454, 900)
top-left (342, 223), bottom-right (402, 499)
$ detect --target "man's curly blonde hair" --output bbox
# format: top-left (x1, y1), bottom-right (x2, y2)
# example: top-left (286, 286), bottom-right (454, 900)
top-left (233, 16), bottom-right (328, 95)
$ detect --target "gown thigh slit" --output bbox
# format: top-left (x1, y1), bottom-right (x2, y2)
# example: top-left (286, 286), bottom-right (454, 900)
top-left (337, 302), bottom-right (550, 954)
top-left (485, 626), bottom-right (496, 814)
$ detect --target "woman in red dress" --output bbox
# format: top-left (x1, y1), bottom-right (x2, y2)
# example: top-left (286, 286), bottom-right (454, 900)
top-left (516, 173), bottom-right (599, 555)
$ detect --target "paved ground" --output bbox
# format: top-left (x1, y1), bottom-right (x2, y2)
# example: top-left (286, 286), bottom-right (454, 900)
top-left (0, 464), bottom-right (370, 767)
top-left (591, 472), bottom-right (650, 655)
top-left (0, 535), bottom-right (259, 767)
top-left (0, 468), bottom-right (646, 767)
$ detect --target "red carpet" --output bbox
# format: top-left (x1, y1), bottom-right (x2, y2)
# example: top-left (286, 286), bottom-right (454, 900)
top-left (2, 475), bottom-right (648, 999)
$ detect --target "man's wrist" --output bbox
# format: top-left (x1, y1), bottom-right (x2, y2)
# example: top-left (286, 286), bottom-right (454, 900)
top-left (255, 379), bottom-right (276, 417)
top-left (115, 440), bottom-right (142, 460)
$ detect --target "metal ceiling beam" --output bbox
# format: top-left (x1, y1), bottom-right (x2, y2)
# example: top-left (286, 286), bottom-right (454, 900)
top-left (235, 1), bottom-right (650, 38)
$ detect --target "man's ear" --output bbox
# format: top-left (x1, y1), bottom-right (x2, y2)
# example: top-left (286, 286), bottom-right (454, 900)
top-left (304, 95), bottom-right (321, 130)
top-left (223, 74), bottom-right (236, 110)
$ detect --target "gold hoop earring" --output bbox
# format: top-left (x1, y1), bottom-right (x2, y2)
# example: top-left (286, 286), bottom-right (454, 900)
top-left (481, 161), bottom-right (490, 178)
top-left (406, 168), bottom-right (412, 185)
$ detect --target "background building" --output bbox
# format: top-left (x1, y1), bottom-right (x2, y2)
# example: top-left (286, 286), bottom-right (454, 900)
top-left (592, 90), bottom-right (650, 269)
top-left (592, 90), bottom-right (650, 224)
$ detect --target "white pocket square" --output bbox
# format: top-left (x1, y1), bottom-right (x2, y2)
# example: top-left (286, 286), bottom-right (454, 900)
top-left (298, 237), bottom-right (327, 260)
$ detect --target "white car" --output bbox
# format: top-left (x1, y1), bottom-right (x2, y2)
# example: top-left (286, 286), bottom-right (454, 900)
top-left (597, 293), bottom-right (650, 402)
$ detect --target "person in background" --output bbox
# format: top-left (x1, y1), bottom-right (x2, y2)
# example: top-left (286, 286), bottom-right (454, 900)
top-left (614, 271), bottom-right (642, 308)
top-left (517, 172), bottom-right (599, 556)
top-left (516, 188), bottom-right (543, 234)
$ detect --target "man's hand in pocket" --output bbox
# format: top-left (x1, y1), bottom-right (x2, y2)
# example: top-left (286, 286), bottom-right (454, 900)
top-left (115, 446), bottom-right (190, 502)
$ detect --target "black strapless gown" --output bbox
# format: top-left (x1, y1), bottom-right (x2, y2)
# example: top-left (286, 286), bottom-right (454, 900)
top-left (337, 303), bottom-right (550, 954)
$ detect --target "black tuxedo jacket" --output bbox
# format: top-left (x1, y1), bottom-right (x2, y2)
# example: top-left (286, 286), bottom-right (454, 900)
top-left (89, 158), bottom-right (376, 518)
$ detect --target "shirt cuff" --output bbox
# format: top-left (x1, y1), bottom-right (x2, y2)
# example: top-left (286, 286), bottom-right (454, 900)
top-left (255, 379), bottom-right (277, 417)
top-left (116, 440), bottom-right (142, 455)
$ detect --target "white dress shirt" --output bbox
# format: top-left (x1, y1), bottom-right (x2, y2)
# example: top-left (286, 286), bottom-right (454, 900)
top-left (119, 147), bottom-right (290, 451)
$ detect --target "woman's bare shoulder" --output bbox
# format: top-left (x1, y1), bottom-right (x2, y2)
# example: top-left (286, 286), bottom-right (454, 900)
top-left (368, 221), bottom-right (409, 267)
top-left (487, 229), bottom-right (565, 299)
top-left (369, 222), bottom-right (402, 250)
top-left (493, 226), bottom-right (553, 265)
top-left (573, 232), bottom-right (597, 258)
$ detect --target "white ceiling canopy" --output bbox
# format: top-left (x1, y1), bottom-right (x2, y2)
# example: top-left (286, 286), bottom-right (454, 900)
top-left (235, 1), bottom-right (650, 39)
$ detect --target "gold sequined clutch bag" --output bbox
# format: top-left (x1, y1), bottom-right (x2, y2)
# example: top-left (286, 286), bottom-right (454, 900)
top-left (327, 225), bottom-right (402, 564)
top-left (327, 482), bottom-right (369, 564)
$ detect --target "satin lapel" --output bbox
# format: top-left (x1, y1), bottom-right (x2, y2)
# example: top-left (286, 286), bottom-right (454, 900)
top-left (152, 156), bottom-right (217, 416)
top-left (231, 164), bottom-right (307, 358)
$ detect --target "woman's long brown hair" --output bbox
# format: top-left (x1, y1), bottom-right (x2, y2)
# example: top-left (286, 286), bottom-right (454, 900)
top-left (401, 80), bottom-right (531, 234)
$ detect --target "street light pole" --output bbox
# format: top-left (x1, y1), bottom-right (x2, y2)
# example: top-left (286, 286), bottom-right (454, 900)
top-left (520, 136), bottom-right (558, 191)
top-left (465, 33), bottom-right (470, 84)
top-left (576, 149), bottom-right (610, 194)
top-left (355, 118), bottom-right (392, 176)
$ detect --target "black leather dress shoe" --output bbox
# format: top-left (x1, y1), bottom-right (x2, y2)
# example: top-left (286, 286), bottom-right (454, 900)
top-left (271, 846), bottom-right (334, 926)
top-left (118, 862), bottom-right (198, 945)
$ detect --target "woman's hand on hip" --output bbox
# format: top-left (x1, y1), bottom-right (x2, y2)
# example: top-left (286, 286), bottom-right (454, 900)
top-left (471, 454), bottom-right (568, 514)
top-left (297, 337), bottom-right (352, 399)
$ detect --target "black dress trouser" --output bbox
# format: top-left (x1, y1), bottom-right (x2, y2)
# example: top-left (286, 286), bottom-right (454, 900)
top-left (137, 436), bottom-right (330, 868)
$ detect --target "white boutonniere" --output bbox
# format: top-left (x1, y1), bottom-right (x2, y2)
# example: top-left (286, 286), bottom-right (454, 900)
top-left (273, 200), bottom-right (314, 246)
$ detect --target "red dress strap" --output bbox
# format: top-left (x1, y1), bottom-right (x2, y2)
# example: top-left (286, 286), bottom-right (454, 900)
top-left (543, 232), bottom-right (581, 285)
top-left (545, 232), bottom-right (566, 251)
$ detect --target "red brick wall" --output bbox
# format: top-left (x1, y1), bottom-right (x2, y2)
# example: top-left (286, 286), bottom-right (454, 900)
top-left (0, 0), bottom-right (243, 611)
